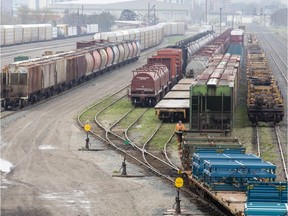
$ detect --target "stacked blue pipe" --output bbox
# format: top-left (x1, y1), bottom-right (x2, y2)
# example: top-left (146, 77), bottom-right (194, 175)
top-left (244, 202), bottom-right (288, 216)
top-left (192, 153), bottom-right (262, 180)
top-left (202, 160), bottom-right (276, 191)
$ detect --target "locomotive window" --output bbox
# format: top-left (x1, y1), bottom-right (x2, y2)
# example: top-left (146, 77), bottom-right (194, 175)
top-left (10, 73), bottom-right (18, 85)
top-left (19, 73), bottom-right (27, 85)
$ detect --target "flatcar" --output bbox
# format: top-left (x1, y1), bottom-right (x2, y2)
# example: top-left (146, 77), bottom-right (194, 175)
top-left (246, 34), bottom-right (284, 125)
top-left (180, 130), bottom-right (287, 216)
top-left (154, 78), bottom-right (195, 122)
top-left (129, 30), bottom-right (216, 107)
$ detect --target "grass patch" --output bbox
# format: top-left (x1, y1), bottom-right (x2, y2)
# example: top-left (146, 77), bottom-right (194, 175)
top-left (98, 98), bottom-right (133, 127)
top-left (149, 123), bottom-right (175, 150)
top-left (117, 108), bottom-right (148, 129)
top-left (79, 95), bottom-right (119, 123)
top-left (128, 109), bottom-right (162, 145)
top-left (232, 105), bottom-right (253, 152)
top-left (166, 35), bottom-right (186, 44)
top-left (259, 127), bottom-right (276, 161)
top-left (234, 106), bottom-right (250, 127)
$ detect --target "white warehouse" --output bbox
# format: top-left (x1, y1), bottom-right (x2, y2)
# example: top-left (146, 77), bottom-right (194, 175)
top-left (48, 0), bottom-right (191, 22)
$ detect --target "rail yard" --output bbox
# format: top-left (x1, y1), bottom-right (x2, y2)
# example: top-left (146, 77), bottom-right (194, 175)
top-left (1, 20), bottom-right (287, 216)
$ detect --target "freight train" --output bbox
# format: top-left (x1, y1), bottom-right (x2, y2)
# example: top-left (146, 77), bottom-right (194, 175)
top-left (186, 28), bottom-right (233, 78)
top-left (94, 22), bottom-right (186, 50)
top-left (177, 30), bottom-right (287, 216)
top-left (180, 130), bottom-right (287, 216)
top-left (0, 24), bottom-right (98, 47)
top-left (154, 28), bottom-right (238, 122)
top-left (129, 30), bottom-right (217, 106)
top-left (0, 22), bottom-right (185, 109)
top-left (246, 34), bottom-right (284, 125)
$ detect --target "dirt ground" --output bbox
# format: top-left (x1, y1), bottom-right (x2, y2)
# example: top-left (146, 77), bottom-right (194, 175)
top-left (0, 59), bottom-right (208, 216)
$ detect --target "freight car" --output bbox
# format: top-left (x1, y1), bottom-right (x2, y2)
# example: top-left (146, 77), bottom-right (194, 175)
top-left (155, 29), bottom-right (238, 122)
top-left (154, 78), bottom-right (195, 122)
top-left (1, 22), bottom-right (185, 109)
top-left (155, 54), bottom-right (241, 123)
top-left (186, 28), bottom-right (232, 78)
top-left (246, 34), bottom-right (284, 125)
top-left (129, 30), bottom-right (216, 106)
top-left (0, 24), bottom-right (98, 47)
top-left (189, 53), bottom-right (240, 130)
top-left (180, 130), bottom-right (287, 216)
top-left (1, 40), bottom-right (140, 109)
top-left (94, 22), bottom-right (186, 51)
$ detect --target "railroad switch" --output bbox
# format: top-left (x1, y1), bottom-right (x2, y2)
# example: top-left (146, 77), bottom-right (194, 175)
top-left (78, 123), bottom-right (105, 151)
top-left (121, 157), bottom-right (127, 176)
top-left (175, 191), bottom-right (181, 214)
top-left (85, 137), bottom-right (90, 149)
top-left (112, 157), bottom-right (145, 178)
top-left (163, 177), bottom-right (192, 215)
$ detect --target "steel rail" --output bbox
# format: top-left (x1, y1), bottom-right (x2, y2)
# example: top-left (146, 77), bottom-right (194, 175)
top-left (274, 126), bottom-right (288, 181)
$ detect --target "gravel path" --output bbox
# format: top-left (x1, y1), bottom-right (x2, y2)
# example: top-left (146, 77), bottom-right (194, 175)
top-left (1, 58), bottom-right (207, 216)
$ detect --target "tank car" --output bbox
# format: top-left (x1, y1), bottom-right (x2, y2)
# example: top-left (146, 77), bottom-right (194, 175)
top-left (1, 40), bottom-right (140, 109)
top-left (186, 28), bottom-right (232, 78)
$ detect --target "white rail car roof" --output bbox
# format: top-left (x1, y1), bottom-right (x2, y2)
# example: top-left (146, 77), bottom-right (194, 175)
top-left (177, 78), bottom-right (196, 85)
top-left (155, 99), bottom-right (189, 109)
top-left (171, 84), bottom-right (191, 91)
top-left (164, 91), bottom-right (190, 99)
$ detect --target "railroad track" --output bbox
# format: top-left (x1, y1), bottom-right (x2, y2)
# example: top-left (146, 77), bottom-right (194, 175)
top-left (274, 126), bottom-right (288, 181)
top-left (256, 33), bottom-right (287, 84)
top-left (252, 125), bottom-right (288, 181)
top-left (0, 34), bottom-right (178, 115)
top-left (77, 87), bottom-right (226, 216)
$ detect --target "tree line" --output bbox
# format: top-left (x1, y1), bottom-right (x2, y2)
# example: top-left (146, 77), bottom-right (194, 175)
top-left (1, 6), bottom-right (115, 32)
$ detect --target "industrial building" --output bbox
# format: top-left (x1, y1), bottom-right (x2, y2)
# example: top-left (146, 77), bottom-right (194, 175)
top-left (48, 0), bottom-right (191, 22)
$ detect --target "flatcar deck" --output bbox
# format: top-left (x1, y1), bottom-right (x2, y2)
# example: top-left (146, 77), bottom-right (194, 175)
top-left (177, 78), bottom-right (196, 84)
top-left (155, 78), bottom-right (195, 121)
top-left (171, 84), bottom-right (191, 91)
top-left (188, 175), bottom-right (246, 215)
top-left (155, 99), bottom-right (189, 109)
top-left (164, 91), bottom-right (190, 99)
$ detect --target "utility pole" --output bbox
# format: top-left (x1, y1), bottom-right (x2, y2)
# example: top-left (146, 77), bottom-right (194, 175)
top-left (220, 8), bottom-right (222, 34)
top-left (206, 0), bottom-right (208, 24)
top-left (148, 3), bottom-right (150, 26)
top-left (81, 5), bottom-right (84, 25)
top-left (77, 8), bottom-right (79, 26)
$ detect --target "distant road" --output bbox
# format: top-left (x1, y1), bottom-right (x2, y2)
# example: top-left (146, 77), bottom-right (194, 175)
top-left (1, 35), bottom-right (95, 66)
